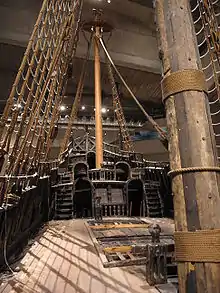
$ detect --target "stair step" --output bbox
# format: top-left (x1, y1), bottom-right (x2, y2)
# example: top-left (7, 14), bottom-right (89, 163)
top-left (56, 197), bottom-right (72, 201)
top-left (148, 207), bottom-right (162, 213)
top-left (56, 209), bottom-right (72, 214)
top-left (54, 214), bottom-right (72, 220)
top-left (149, 212), bottom-right (163, 217)
top-left (145, 189), bottom-right (159, 192)
top-left (56, 203), bottom-right (72, 208)
top-left (56, 192), bottom-right (72, 196)
top-left (147, 199), bottom-right (160, 203)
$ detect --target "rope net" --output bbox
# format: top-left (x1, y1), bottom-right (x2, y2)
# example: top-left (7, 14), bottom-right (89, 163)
top-left (106, 60), bottom-right (134, 153)
top-left (0, 0), bottom-right (83, 176)
top-left (191, 0), bottom-right (220, 159)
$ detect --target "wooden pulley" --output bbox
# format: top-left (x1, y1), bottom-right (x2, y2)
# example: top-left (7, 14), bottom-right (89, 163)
top-left (50, 124), bottom-right (59, 141)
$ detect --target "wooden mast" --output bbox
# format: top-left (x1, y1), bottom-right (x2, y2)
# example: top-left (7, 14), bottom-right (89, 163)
top-left (94, 11), bottom-right (103, 169)
top-left (155, 0), bottom-right (220, 292)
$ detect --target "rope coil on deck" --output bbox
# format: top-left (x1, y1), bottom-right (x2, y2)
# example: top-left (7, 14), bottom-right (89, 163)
top-left (161, 69), bottom-right (208, 102)
top-left (168, 166), bottom-right (220, 178)
top-left (175, 229), bottom-right (220, 262)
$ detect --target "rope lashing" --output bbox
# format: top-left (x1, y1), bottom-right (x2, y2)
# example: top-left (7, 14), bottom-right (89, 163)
top-left (161, 69), bottom-right (208, 102)
top-left (168, 166), bottom-right (220, 178)
top-left (175, 229), bottom-right (220, 262)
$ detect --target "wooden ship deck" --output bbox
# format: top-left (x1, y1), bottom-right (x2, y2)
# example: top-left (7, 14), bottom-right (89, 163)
top-left (0, 219), bottom-right (176, 293)
top-left (0, 0), bottom-right (220, 292)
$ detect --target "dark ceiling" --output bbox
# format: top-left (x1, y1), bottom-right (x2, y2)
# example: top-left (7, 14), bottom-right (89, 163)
top-left (128, 0), bottom-right (153, 8)
top-left (0, 0), bottom-right (165, 122)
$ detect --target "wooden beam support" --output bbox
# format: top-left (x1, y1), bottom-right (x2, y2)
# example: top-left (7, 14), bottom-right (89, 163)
top-left (89, 223), bottom-right (150, 230)
top-left (94, 27), bottom-right (103, 169)
top-left (155, 0), bottom-right (220, 292)
top-left (104, 246), bottom-right (132, 253)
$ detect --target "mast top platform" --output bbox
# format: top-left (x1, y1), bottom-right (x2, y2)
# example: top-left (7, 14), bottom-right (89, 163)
top-left (82, 8), bottom-right (113, 33)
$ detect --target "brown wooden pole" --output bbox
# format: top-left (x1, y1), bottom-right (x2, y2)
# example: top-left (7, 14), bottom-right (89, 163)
top-left (155, 0), bottom-right (220, 292)
top-left (94, 28), bottom-right (103, 169)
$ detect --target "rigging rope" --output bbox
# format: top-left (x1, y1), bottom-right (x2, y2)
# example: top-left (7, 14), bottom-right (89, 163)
top-left (59, 32), bottom-right (93, 160)
top-left (106, 59), bottom-right (134, 152)
top-left (99, 37), bottom-right (168, 149)
top-left (0, 0), bottom-right (83, 177)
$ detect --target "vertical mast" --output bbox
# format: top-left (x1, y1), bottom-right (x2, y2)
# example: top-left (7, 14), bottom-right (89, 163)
top-left (94, 10), bottom-right (103, 169)
top-left (155, 0), bottom-right (220, 292)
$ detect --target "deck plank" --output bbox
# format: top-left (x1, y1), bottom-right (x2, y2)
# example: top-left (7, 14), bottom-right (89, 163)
top-left (0, 219), bottom-right (159, 293)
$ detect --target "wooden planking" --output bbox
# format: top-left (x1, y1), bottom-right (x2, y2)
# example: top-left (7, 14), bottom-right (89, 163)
top-left (104, 245), bottom-right (133, 253)
top-left (100, 229), bottom-right (127, 238)
top-left (1, 220), bottom-right (159, 293)
top-left (103, 256), bottom-right (146, 268)
top-left (116, 252), bottom-right (126, 261)
top-left (84, 220), bottom-right (110, 266)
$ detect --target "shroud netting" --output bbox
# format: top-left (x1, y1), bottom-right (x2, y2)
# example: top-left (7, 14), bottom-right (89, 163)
top-left (191, 0), bottom-right (220, 159)
top-left (0, 0), bottom-right (83, 176)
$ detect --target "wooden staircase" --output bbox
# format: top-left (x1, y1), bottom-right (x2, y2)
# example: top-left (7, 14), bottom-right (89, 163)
top-left (145, 182), bottom-right (164, 217)
top-left (54, 172), bottom-right (73, 220)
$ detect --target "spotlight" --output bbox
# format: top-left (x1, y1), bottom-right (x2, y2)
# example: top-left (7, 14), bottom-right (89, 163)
top-left (81, 105), bottom-right (86, 110)
top-left (101, 107), bottom-right (107, 114)
top-left (107, 0), bottom-right (111, 3)
top-left (60, 105), bottom-right (66, 111)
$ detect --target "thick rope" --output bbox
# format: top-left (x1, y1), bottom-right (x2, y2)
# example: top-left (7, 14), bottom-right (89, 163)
top-left (59, 32), bottom-right (92, 159)
top-left (162, 69), bottom-right (208, 102)
top-left (99, 37), bottom-right (168, 148)
top-left (168, 166), bottom-right (220, 178)
top-left (175, 229), bottom-right (220, 262)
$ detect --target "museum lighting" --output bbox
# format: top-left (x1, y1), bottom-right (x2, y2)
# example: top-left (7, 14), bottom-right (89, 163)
top-left (101, 107), bottom-right (107, 113)
top-left (60, 105), bottom-right (66, 111)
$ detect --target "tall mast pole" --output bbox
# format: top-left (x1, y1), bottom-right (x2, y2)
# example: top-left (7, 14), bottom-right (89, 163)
top-left (94, 9), bottom-right (103, 169)
top-left (155, 0), bottom-right (220, 292)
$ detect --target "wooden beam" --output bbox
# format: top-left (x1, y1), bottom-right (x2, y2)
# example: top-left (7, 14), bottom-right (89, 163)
top-left (94, 27), bottom-right (103, 169)
top-left (103, 246), bottom-right (132, 253)
top-left (89, 223), bottom-right (150, 230)
top-left (155, 0), bottom-right (220, 292)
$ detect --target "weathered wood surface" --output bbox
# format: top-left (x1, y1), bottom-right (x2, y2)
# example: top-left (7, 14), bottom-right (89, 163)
top-left (86, 217), bottom-right (175, 271)
top-left (155, 0), bottom-right (220, 292)
top-left (0, 220), bottom-right (159, 293)
top-left (89, 223), bottom-right (150, 230)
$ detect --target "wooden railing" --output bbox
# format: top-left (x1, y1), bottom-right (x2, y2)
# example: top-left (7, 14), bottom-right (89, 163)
top-left (89, 169), bottom-right (116, 181)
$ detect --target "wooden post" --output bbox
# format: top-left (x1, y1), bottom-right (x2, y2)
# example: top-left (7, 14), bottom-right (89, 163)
top-left (94, 27), bottom-right (103, 169)
top-left (155, 0), bottom-right (220, 292)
